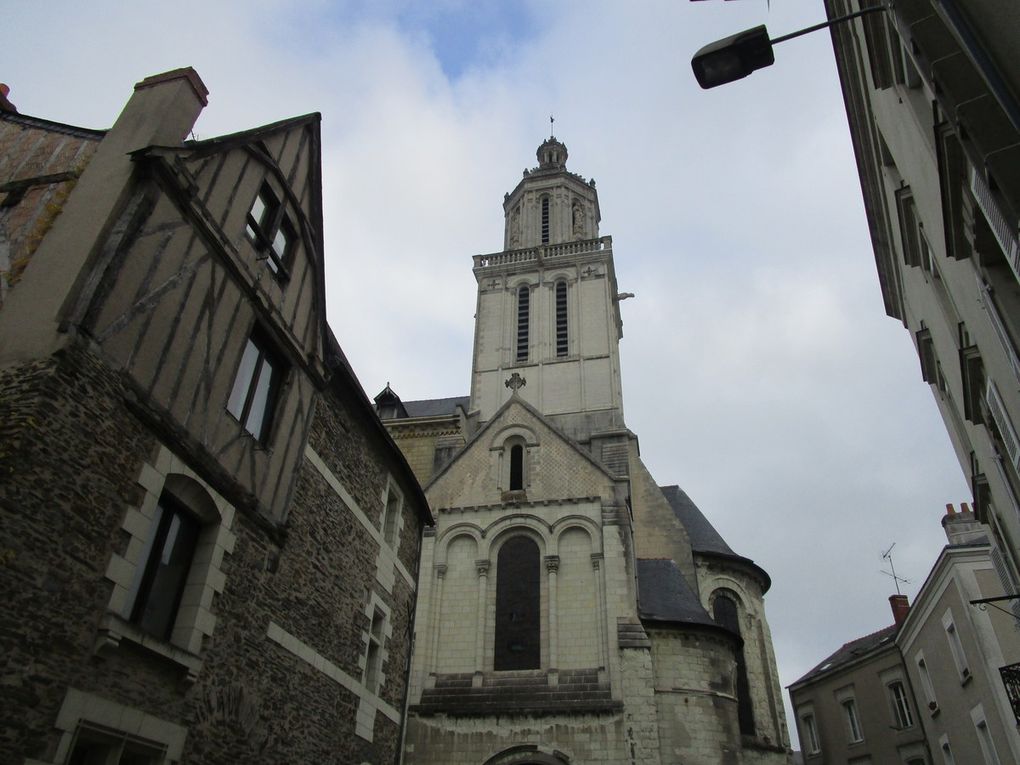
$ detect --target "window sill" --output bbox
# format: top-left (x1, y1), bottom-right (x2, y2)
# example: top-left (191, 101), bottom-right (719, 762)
top-left (225, 409), bottom-right (275, 454)
top-left (95, 612), bottom-right (203, 683)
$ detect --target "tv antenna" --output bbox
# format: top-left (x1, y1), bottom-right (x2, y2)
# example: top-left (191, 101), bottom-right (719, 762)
top-left (881, 542), bottom-right (910, 595)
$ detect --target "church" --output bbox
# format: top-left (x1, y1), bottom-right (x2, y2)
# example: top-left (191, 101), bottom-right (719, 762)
top-left (376, 138), bottom-right (792, 765)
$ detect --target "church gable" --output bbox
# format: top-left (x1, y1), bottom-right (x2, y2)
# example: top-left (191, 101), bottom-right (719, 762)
top-left (426, 397), bottom-right (619, 510)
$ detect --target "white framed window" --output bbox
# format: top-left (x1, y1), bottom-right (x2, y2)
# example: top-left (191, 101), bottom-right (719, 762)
top-left (66, 724), bottom-right (167, 764)
top-left (939, 734), bottom-right (956, 765)
top-left (45, 688), bottom-right (186, 765)
top-left (227, 328), bottom-right (286, 443)
top-left (364, 607), bottom-right (386, 692)
top-left (915, 651), bottom-right (938, 712)
top-left (942, 609), bottom-right (970, 682)
top-left (360, 595), bottom-right (392, 695)
top-left (381, 479), bottom-right (403, 548)
top-left (246, 182), bottom-right (296, 278)
top-left (101, 447), bottom-right (236, 678)
top-left (971, 705), bottom-right (1002, 765)
top-left (129, 492), bottom-right (202, 641)
top-left (843, 698), bottom-right (864, 743)
top-left (800, 710), bottom-right (820, 755)
top-left (888, 680), bottom-right (914, 729)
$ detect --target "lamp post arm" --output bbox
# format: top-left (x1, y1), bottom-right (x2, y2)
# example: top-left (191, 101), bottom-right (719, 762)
top-left (770, 5), bottom-right (888, 47)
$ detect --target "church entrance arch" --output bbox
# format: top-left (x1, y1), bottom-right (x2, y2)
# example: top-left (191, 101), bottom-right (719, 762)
top-left (482, 744), bottom-right (571, 765)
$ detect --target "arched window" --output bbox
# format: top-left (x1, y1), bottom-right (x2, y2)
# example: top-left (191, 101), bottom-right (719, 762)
top-left (555, 280), bottom-right (568, 357)
top-left (516, 285), bottom-right (530, 362)
top-left (713, 593), bottom-right (755, 736)
top-left (494, 536), bottom-right (541, 670)
top-left (509, 444), bottom-right (524, 490)
top-left (540, 196), bottom-right (550, 244)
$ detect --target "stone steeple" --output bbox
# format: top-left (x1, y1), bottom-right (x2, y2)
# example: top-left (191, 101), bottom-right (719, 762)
top-left (502, 135), bottom-right (601, 250)
top-left (470, 138), bottom-right (624, 443)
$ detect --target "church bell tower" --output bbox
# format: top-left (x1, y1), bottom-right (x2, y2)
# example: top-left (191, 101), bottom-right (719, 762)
top-left (469, 136), bottom-right (627, 443)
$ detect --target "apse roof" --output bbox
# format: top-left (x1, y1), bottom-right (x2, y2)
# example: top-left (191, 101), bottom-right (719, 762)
top-left (636, 558), bottom-right (722, 630)
top-left (660, 484), bottom-right (772, 592)
top-left (660, 485), bottom-right (735, 556)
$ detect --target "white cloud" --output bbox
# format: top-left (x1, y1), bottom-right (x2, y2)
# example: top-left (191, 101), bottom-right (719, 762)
top-left (6, 0), bottom-right (973, 751)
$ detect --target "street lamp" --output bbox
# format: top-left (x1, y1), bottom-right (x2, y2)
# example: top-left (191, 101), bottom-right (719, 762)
top-left (691, 6), bottom-right (886, 89)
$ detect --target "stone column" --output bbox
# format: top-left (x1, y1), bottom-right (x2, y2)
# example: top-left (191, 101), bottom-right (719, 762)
top-left (427, 563), bottom-right (446, 686)
top-left (474, 559), bottom-right (490, 683)
top-left (592, 552), bottom-right (608, 679)
top-left (545, 555), bottom-right (560, 673)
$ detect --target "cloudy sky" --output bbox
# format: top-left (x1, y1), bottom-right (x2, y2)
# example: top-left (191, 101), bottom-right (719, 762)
top-left (9, 0), bottom-right (973, 750)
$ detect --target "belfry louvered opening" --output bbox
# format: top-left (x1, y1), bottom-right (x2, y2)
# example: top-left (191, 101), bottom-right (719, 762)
top-left (555, 280), bottom-right (568, 357)
top-left (540, 196), bottom-right (550, 244)
top-left (516, 285), bottom-right (530, 362)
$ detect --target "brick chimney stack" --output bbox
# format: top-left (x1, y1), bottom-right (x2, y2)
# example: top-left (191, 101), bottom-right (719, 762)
top-left (942, 502), bottom-right (987, 546)
top-left (889, 594), bottom-right (910, 626)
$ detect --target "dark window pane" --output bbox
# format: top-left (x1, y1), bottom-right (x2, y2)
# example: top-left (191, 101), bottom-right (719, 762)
top-left (494, 536), bottom-right (540, 670)
top-left (228, 331), bottom-right (285, 444)
top-left (132, 497), bottom-right (200, 640)
top-left (509, 444), bottom-right (524, 490)
top-left (714, 594), bottom-right (755, 735)
top-left (243, 355), bottom-right (276, 439)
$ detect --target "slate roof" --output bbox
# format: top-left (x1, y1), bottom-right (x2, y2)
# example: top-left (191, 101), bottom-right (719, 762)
top-left (790, 624), bottom-right (898, 687)
top-left (637, 559), bottom-right (724, 631)
top-left (660, 484), bottom-right (772, 592)
top-left (660, 485), bottom-right (735, 556)
top-left (403, 396), bottom-right (470, 418)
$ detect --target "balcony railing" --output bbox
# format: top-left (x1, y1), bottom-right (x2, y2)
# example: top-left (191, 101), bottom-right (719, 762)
top-left (473, 236), bottom-right (612, 271)
top-left (1000, 662), bottom-right (1020, 725)
top-left (970, 165), bottom-right (1020, 284)
top-left (977, 275), bottom-right (1020, 386)
top-left (986, 380), bottom-right (1020, 475)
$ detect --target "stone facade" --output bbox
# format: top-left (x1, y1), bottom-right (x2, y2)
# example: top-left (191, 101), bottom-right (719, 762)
top-left (897, 507), bottom-right (1020, 765)
top-left (826, 0), bottom-right (1020, 601)
top-left (380, 138), bottom-right (790, 764)
top-left (0, 69), bottom-right (429, 765)
top-left (788, 616), bottom-right (926, 765)
top-left (790, 505), bottom-right (1020, 765)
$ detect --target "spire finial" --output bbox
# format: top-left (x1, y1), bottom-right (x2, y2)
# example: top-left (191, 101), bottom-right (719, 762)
top-left (550, 114), bottom-right (555, 137)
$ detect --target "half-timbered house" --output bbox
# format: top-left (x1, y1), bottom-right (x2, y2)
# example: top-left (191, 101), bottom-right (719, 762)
top-left (0, 68), bottom-right (429, 764)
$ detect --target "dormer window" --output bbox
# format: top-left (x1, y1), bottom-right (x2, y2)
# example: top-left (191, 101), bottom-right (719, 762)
top-left (246, 182), bottom-right (295, 279)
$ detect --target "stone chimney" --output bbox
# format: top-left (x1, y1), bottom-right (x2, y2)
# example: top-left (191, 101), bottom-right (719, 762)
top-left (0, 67), bottom-right (209, 365)
top-left (0, 83), bottom-right (17, 113)
top-left (942, 502), bottom-right (988, 546)
top-left (889, 594), bottom-right (910, 627)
